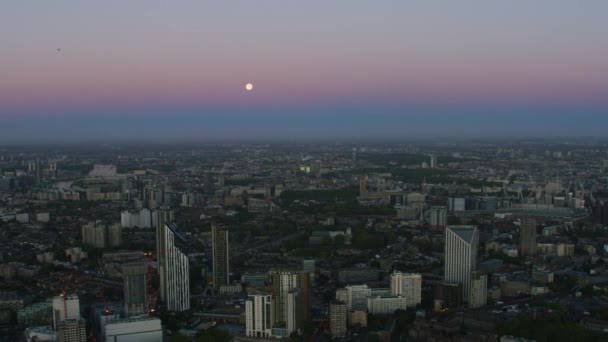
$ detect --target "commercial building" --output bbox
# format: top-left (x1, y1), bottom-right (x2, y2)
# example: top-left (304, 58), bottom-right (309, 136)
top-left (104, 317), bottom-right (162, 342)
top-left (18, 299), bottom-right (52, 326)
top-left (390, 271), bottom-right (422, 308)
top-left (444, 226), bottom-right (479, 302)
top-left (212, 222), bottom-right (230, 289)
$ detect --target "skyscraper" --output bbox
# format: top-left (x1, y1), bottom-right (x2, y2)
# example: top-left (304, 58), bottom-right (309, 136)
top-left (270, 271), bottom-right (310, 325)
top-left (390, 271), bottom-right (422, 308)
top-left (156, 206), bottom-right (174, 301)
top-left (158, 222), bottom-right (190, 311)
top-left (122, 262), bottom-right (149, 316)
top-left (212, 222), bottom-right (230, 289)
top-left (245, 291), bottom-right (274, 338)
top-left (444, 225), bottom-right (478, 302)
top-left (520, 217), bottom-right (537, 256)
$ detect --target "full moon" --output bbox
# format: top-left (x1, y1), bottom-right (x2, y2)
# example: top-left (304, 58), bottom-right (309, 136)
top-left (245, 83), bottom-right (253, 91)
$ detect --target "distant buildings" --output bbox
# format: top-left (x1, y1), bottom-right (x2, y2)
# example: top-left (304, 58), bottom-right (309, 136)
top-left (121, 208), bottom-right (152, 228)
top-left (81, 221), bottom-right (122, 248)
top-left (444, 226), bottom-right (479, 302)
top-left (212, 222), bottom-right (230, 290)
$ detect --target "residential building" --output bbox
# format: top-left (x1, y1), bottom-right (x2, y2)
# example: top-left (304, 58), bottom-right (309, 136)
top-left (158, 222), bottom-right (190, 311)
top-left (520, 217), bottom-right (537, 256)
top-left (390, 271), bottom-right (422, 308)
top-left (270, 271), bottom-right (310, 325)
top-left (368, 296), bottom-right (407, 314)
top-left (335, 284), bottom-right (371, 311)
top-left (212, 222), bottom-right (230, 289)
top-left (469, 271), bottom-right (487, 308)
top-left (245, 291), bottom-right (274, 338)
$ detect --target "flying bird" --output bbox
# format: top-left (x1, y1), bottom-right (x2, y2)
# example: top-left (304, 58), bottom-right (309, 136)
top-left (56, 48), bottom-right (62, 52)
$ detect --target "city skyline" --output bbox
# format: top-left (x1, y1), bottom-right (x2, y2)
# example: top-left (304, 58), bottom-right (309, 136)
top-left (1, 1), bottom-right (607, 141)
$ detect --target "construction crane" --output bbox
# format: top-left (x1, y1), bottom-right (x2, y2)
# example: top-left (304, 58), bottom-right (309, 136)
top-left (144, 251), bottom-right (159, 316)
top-left (96, 267), bottom-right (111, 323)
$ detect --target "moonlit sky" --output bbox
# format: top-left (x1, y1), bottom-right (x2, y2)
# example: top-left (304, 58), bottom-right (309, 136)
top-left (1, 1), bottom-right (607, 142)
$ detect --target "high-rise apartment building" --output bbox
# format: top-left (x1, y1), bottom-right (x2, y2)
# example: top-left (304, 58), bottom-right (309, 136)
top-left (286, 289), bottom-right (303, 335)
top-left (158, 222), bottom-right (190, 311)
top-left (245, 291), bottom-right (274, 338)
top-left (123, 262), bottom-right (149, 316)
top-left (520, 217), bottom-right (537, 256)
top-left (444, 225), bottom-right (478, 302)
top-left (329, 301), bottom-right (347, 339)
top-left (212, 222), bottom-right (230, 289)
top-left (81, 221), bottom-right (122, 248)
top-left (390, 271), bottom-right (422, 308)
top-left (156, 207), bottom-right (174, 302)
top-left (270, 271), bottom-right (310, 325)
top-left (81, 221), bottom-right (106, 248)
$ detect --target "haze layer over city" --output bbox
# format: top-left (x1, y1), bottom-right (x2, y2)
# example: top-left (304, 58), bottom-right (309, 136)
top-left (1, 2), bottom-right (608, 342)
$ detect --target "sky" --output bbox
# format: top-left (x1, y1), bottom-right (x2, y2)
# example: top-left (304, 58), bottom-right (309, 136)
top-left (1, 1), bottom-right (607, 142)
